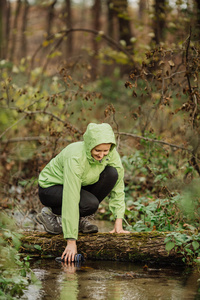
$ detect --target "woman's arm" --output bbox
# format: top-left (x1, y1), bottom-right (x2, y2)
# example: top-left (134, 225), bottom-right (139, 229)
top-left (109, 218), bottom-right (130, 234)
top-left (61, 240), bottom-right (77, 263)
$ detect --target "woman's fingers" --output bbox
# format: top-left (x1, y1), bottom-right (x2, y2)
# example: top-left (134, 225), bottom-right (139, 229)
top-left (63, 252), bottom-right (75, 263)
top-left (61, 241), bottom-right (77, 263)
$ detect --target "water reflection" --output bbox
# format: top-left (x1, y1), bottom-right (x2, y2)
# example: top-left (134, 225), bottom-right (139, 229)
top-left (22, 259), bottom-right (200, 300)
top-left (60, 265), bottom-right (79, 300)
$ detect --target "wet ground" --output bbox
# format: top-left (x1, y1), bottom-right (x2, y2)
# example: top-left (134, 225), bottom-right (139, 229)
top-left (22, 259), bottom-right (200, 300)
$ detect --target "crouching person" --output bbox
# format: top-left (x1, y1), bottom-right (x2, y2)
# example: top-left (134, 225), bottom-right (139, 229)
top-left (36, 123), bottom-right (130, 262)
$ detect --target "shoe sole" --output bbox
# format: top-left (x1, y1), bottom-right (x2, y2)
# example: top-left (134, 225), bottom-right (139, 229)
top-left (79, 228), bottom-right (98, 234)
top-left (35, 214), bottom-right (62, 235)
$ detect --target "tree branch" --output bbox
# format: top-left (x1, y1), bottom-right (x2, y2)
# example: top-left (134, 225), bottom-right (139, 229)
top-left (24, 110), bottom-right (82, 135)
top-left (0, 136), bottom-right (73, 144)
top-left (184, 27), bottom-right (198, 128)
top-left (118, 131), bottom-right (192, 153)
top-left (0, 115), bottom-right (26, 140)
top-left (31, 28), bottom-right (134, 71)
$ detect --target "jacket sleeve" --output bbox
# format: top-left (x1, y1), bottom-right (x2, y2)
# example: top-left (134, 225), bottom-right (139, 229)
top-left (108, 149), bottom-right (125, 219)
top-left (62, 158), bottom-right (82, 240)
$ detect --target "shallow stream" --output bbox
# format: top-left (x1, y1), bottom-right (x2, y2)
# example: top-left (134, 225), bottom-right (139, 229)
top-left (23, 259), bottom-right (200, 300)
top-left (15, 217), bottom-right (200, 299)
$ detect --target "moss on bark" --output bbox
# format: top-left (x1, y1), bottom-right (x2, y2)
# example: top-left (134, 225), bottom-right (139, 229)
top-left (19, 231), bottom-right (185, 265)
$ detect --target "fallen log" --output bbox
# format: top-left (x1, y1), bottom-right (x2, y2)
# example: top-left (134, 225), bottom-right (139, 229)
top-left (20, 231), bottom-right (185, 266)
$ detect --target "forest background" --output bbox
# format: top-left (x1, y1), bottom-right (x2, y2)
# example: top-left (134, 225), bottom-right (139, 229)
top-left (0, 0), bottom-right (200, 295)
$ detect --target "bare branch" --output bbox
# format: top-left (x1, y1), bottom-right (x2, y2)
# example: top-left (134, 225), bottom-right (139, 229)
top-left (1, 136), bottom-right (43, 143)
top-left (31, 28), bottom-right (134, 71)
top-left (118, 131), bottom-right (192, 153)
top-left (0, 115), bottom-right (26, 139)
top-left (24, 110), bottom-right (82, 135)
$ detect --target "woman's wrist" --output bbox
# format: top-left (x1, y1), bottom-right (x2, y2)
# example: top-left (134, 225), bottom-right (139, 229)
top-left (114, 218), bottom-right (123, 231)
top-left (67, 239), bottom-right (76, 245)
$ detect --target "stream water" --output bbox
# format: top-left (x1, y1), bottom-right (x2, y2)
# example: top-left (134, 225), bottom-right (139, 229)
top-left (14, 216), bottom-right (200, 300)
top-left (22, 259), bottom-right (200, 300)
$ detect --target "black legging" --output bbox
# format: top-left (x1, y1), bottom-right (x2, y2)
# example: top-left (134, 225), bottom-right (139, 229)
top-left (38, 166), bottom-right (118, 217)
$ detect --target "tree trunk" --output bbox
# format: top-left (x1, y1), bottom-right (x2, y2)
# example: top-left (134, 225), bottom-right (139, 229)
top-left (20, 231), bottom-right (185, 266)
top-left (138, 0), bottom-right (147, 21)
top-left (91, 0), bottom-right (101, 79)
top-left (117, 0), bottom-right (132, 48)
top-left (20, 0), bottom-right (29, 59)
top-left (195, 0), bottom-right (200, 39)
top-left (107, 0), bottom-right (115, 39)
top-left (65, 0), bottom-right (73, 57)
top-left (0, 0), bottom-right (8, 59)
top-left (153, 0), bottom-right (166, 45)
top-left (9, 0), bottom-right (22, 61)
top-left (46, 0), bottom-right (57, 37)
top-left (5, 0), bottom-right (10, 59)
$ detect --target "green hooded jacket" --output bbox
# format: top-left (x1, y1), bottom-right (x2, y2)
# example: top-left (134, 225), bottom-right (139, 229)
top-left (38, 123), bottom-right (125, 240)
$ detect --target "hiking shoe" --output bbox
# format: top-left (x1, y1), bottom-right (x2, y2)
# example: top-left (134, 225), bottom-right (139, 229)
top-left (57, 215), bottom-right (62, 227)
top-left (35, 207), bottom-right (62, 235)
top-left (79, 215), bottom-right (98, 234)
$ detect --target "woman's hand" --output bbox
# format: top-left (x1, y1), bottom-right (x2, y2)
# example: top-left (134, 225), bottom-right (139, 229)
top-left (109, 218), bottom-right (130, 234)
top-left (61, 240), bottom-right (77, 263)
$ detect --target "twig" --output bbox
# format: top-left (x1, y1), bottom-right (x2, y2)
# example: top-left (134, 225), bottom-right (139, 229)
top-left (117, 131), bottom-right (192, 153)
top-left (191, 93), bottom-right (198, 128)
top-left (190, 151), bottom-right (200, 176)
top-left (31, 28), bottom-right (134, 71)
top-left (24, 110), bottom-right (82, 134)
top-left (1, 136), bottom-right (43, 143)
top-left (0, 136), bottom-right (73, 144)
top-left (184, 27), bottom-right (198, 128)
top-left (0, 115), bottom-right (26, 139)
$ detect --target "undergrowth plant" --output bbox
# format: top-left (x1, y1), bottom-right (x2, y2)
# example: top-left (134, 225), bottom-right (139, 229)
top-left (165, 232), bottom-right (200, 265)
top-left (0, 212), bottom-right (41, 299)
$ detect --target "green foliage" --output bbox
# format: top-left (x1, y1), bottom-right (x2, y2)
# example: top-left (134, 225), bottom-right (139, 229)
top-left (97, 48), bottom-right (131, 65)
top-left (177, 179), bottom-right (200, 223)
top-left (0, 212), bottom-right (41, 299)
top-left (124, 196), bottom-right (184, 232)
top-left (122, 141), bottom-right (183, 198)
top-left (164, 232), bottom-right (200, 265)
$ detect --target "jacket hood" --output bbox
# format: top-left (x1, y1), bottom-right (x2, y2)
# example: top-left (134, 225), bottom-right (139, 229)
top-left (83, 123), bottom-right (116, 160)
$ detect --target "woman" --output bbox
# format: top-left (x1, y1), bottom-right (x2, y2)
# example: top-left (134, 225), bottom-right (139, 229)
top-left (36, 123), bottom-right (129, 262)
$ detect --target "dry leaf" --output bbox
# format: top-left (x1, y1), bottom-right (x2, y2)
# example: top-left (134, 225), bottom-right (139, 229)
top-left (168, 60), bottom-right (175, 67)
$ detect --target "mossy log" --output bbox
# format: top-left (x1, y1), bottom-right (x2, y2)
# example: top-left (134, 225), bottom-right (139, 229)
top-left (20, 231), bottom-right (185, 265)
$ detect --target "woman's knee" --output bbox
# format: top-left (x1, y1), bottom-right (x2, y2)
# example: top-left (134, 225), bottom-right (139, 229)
top-left (79, 190), bottom-right (99, 217)
top-left (102, 166), bottom-right (118, 182)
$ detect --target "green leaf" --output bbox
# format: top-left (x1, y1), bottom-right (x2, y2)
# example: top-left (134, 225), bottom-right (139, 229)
top-left (165, 241), bottom-right (175, 252)
top-left (34, 244), bottom-right (42, 251)
top-left (12, 235), bottom-right (21, 250)
top-left (185, 248), bottom-right (193, 254)
top-left (21, 268), bottom-right (26, 277)
top-left (192, 241), bottom-right (199, 251)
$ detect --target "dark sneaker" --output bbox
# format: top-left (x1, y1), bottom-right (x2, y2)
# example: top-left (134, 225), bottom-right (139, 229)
top-left (79, 215), bottom-right (98, 234)
top-left (35, 207), bottom-right (62, 234)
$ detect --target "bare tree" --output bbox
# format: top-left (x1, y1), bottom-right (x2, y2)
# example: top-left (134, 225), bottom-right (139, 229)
top-left (107, 0), bottom-right (133, 49)
top-left (138, 0), bottom-right (147, 21)
top-left (91, 0), bottom-right (101, 78)
top-left (9, 0), bottom-right (22, 61)
top-left (65, 0), bottom-right (73, 57)
top-left (0, 0), bottom-right (10, 59)
top-left (152, 0), bottom-right (166, 45)
top-left (107, 0), bottom-right (115, 39)
top-left (20, 0), bottom-right (29, 59)
top-left (46, 0), bottom-right (57, 36)
top-left (117, 0), bottom-right (132, 47)
top-left (194, 0), bottom-right (200, 38)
